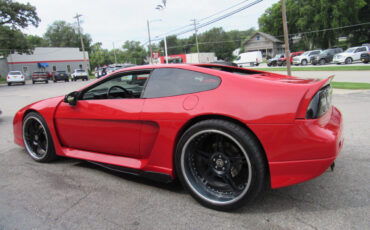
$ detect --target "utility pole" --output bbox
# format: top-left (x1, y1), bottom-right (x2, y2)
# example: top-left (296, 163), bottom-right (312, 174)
top-left (147, 20), bottom-right (153, 64)
top-left (74, 13), bottom-right (87, 71)
top-left (281, 0), bottom-right (291, 76)
top-left (112, 42), bottom-right (117, 64)
top-left (164, 35), bottom-right (168, 64)
top-left (191, 19), bottom-right (200, 63)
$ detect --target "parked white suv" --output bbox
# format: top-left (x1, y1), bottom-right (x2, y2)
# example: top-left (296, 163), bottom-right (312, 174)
top-left (333, 46), bottom-right (369, 64)
top-left (71, 69), bottom-right (89, 81)
top-left (7, 71), bottom-right (25, 86)
top-left (292, 50), bottom-right (321, 66)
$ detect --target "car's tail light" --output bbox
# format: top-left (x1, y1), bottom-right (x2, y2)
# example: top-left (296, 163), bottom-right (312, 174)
top-left (7, 76), bottom-right (10, 79)
top-left (306, 85), bottom-right (332, 119)
top-left (21, 76), bottom-right (24, 79)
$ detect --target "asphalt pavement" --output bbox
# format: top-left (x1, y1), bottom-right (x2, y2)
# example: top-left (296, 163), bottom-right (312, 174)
top-left (0, 78), bottom-right (369, 230)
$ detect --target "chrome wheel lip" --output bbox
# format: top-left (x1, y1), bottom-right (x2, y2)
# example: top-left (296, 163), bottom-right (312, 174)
top-left (23, 116), bottom-right (49, 160)
top-left (181, 129), bottom-right (252, 206)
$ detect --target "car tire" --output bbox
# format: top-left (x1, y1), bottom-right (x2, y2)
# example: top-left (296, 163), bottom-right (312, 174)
top-left (45, 80), bottom-right (48, 84)
top-left (8, 82), bottom-right (11, 86)
top-left (301, 59), bottom-right (307, 65)
top-left (345, 57), bottom-right (353, 64)
top-left (319, 59), bottom-right (326, 65)
top-left (22, 112), bottom-right (57, 162)
top-left (267, 63), bottom-right (271, 67)
top-left (175, 119), bottom-right (267, 211)
top-left (32, 81), bottom-right (35, 84)
top-left (23, 82), bottom-right (26, 85)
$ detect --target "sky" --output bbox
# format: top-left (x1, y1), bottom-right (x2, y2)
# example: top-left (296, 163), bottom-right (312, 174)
top-left (18, 0), bottom-right (280, 49)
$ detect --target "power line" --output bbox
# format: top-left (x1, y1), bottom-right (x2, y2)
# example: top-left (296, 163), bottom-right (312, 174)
top-left (274, 22), bottom-right (370, 38)
top-left (172, 0), bottom-right (263, 37)
top-left (198, 0), bottom-right (252, 22)
top-left (155, 0), bottom-right (262, 38)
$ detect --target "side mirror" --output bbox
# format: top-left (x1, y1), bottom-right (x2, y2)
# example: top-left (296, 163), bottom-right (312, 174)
top-left (64, 91), bottom-right (80, 106)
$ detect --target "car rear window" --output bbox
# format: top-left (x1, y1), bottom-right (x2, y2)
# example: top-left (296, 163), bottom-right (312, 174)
top-left (9, 71), bottom-right (21, 75)
top-left (143, 68), bottom-right (221, 98)
top-left (57, 71), bottom-right (66, 73)
top-left (76, 70), bottom-right (85, 72)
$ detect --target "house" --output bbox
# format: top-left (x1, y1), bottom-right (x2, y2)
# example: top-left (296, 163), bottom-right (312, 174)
top-left (243, 32), bottom-right (284, 58)
top-left (5, 47), bottom-right (89, 78)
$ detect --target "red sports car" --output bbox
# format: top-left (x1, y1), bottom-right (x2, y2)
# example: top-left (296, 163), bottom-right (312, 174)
top-left (13, 64), bottom-right (343, 210)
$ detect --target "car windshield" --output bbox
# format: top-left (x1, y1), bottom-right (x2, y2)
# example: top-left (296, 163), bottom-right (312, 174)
top-left (9, 71), bottom-right (21, 75)
top-left (345, 48), bottom-right (356, 53)
top-left (301, 51), bottom-right (310, 56)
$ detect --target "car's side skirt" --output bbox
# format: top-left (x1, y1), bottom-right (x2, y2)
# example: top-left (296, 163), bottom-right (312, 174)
top-left (87, 161), bottom-right (173, 183)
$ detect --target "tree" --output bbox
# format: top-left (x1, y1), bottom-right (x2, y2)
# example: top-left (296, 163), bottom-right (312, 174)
top-left (26, 35), bottom-right (48, 47)
top-left (121, 41), bottom-right (147, 64)
top-left (44, 20), bottom-right (92, 52)
top-left (258, 0), bottom-right (367, 50)
top-left (159, 35), bottom-right (183, 55)
top-left (0, 0), bottom-right (40, 28)
top-left (0, 0), bottom-right (40, 55)
top-left (89, 42), bottom-right (110, 68)
top-left (197, 27), bottom-right (235, 61)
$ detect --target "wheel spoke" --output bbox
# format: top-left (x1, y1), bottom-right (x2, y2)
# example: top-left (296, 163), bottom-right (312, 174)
top-left (213, 134), bottom-right (225, 152)
top-left (223, 173), bottom-right (242, 192)
top-left (196, 149), bottom-right (211, 159)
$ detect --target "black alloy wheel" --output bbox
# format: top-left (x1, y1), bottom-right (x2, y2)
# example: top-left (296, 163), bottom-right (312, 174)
top-left (176, 119), bottom-right (267, 211)
top-left (23, 112), bottom-right (56, 162)
top-left (319, 59), bottom-right (326, 65)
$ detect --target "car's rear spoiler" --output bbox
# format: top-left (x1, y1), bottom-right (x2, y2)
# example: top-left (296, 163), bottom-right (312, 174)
top-left (296, 75), bottom-right (334, 118)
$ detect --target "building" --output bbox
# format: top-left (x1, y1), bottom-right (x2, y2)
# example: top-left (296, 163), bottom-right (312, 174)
top-left (243, 32), bottom-right (284, 58)
top-left (5, 47), bottom-right (89, 78)
top-left (158, 53), bottom-right (217, 64)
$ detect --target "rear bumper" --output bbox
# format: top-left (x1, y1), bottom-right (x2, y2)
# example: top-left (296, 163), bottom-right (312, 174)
top-left (33, 77), bottom-right (48, 82)
top-left (249, 106), bottom-right (343, 188)
top-left (55, 76), bottom-right (69, 80)
top-left (7, 79), bottom-right (25, 83)
top-left (72, 75), bottom-right (88, 79)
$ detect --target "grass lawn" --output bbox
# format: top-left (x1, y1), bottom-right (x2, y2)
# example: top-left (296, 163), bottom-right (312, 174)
top-left (0, 77), bottom-right (6, 84)
top-left (331, 82), bottom-right (370, 89)
top-left (254, 65), bottom-right (370, 72)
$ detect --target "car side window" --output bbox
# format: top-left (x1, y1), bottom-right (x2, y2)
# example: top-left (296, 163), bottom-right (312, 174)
top-left (357, 47), bottom-right (366, 52)
top-left (143, 68), bottom-right (221, 98)
top-left (81, 71), bottom-right (150, 100)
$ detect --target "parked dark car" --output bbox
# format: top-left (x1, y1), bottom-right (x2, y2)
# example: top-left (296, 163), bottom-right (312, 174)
top-left (311, 48), bottom-right (343, 65)
top-left (53, 71), bottom-right (69, 82)
top-left (32, 72), bottom-right (49, 84)
top-left (267, 54), bottom-right (285, 67)
top-left (361, 52), bottom-right (370, 63)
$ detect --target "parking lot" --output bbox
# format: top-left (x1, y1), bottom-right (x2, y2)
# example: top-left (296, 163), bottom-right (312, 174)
top-left (0, 78), bottom-right (369, 230)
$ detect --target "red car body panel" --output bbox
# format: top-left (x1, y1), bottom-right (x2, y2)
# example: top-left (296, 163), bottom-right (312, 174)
top-left (13, 64), bottom-right (343, 189)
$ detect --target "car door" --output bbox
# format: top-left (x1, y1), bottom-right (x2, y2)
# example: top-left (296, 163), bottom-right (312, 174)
top-left (327, 50), bottom-right (335, 62)
top-left (54, 70), bottom-right (150, 158)
top-left (354, 47), bottom-right (366, 60)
